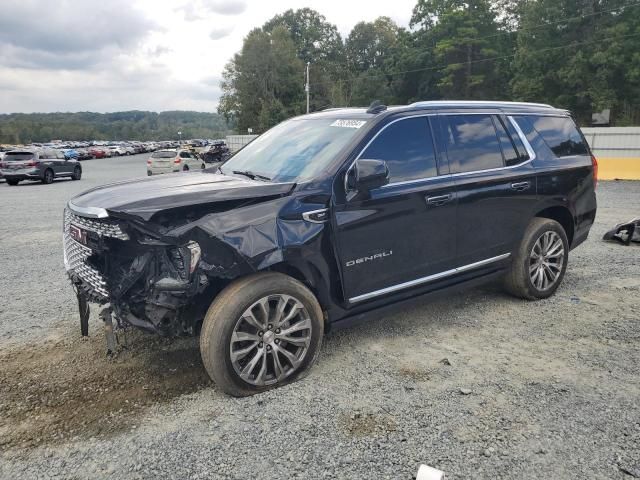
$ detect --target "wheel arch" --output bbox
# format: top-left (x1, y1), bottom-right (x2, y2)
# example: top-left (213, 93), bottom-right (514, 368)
top-left (534, 205), bottom-right (575, 245)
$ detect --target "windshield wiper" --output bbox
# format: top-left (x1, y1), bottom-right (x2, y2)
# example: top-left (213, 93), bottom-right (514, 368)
top-left (232, 170), bottom-right (272, 181)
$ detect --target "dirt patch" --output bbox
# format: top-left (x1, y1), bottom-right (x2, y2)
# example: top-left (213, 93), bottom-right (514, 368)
top-left (341, 412), bottom-right (397, 436)
top-left (397, 366), bottom-right (433, 382)
top-left (0, 330), bottom-right (211, 452)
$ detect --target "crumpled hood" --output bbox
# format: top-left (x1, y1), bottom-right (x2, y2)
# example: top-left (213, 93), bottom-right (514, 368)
top-left (69, 171), bottom-right (295, 221)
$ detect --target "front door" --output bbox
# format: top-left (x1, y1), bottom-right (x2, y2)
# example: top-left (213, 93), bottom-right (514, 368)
top-left (332, 115), bottom-right (458, 304)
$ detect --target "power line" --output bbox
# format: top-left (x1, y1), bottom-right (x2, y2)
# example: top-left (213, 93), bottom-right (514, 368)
top-left (310, 31), bottom-right (640, 90)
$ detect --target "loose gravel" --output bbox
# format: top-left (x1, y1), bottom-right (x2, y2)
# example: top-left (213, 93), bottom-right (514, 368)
top-left (0, 158), bottom-right (638, 479)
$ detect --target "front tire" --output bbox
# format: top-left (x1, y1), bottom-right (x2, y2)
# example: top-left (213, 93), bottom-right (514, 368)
top-left (72, 166), bottom-right (81, 180)
top-left (200, 273), bottom-right (324, 397)
top-left (504, 218), bottom-right (569, 300)
top-left (6, 179), bottom-right (19, 186)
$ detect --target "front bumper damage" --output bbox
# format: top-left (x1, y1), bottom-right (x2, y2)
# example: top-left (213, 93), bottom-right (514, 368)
top-left (63, 207), bottom-right (211, 339)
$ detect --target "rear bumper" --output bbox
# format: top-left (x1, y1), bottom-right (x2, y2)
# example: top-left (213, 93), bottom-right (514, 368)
top-left (1, 168), bottom-right (41, 180)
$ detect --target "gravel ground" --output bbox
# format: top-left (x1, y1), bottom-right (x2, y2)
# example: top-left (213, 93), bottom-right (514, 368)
top-left (0, 157), bottom-right (639, 479)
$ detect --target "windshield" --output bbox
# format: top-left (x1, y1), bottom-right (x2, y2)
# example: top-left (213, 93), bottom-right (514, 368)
top-left (5, 152), bottom-right (35, 161)
top-left (220, 117), bottom-right (366, 182)
top-left (152, 151), bottom-right (175, 158)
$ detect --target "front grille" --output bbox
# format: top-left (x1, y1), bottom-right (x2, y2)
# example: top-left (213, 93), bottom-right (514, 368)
top-left (63, 208), bottom-right (124, 300)
top-left (64, 209), bottom-right (129, 240)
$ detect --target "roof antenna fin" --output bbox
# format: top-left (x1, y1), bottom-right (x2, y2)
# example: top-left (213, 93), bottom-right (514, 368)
top-left (366, 100), bottom-right (387, 114)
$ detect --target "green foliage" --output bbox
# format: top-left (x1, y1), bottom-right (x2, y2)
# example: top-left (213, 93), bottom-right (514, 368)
top-left (220, 2), bottom-right (639, 129)
top-left (0, 111), bottom-right (231, 144)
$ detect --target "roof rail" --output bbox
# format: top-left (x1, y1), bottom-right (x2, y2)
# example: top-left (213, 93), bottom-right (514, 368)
top-left (409, 100), bottom-right (554, 109)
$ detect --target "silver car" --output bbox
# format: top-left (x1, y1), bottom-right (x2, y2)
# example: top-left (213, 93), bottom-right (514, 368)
top-left (147, 149), bottom-right (205, 176)
top-left (0, 149), bottom-right (82, 185)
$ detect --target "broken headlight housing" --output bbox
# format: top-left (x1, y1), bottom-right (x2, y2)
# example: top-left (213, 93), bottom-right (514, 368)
top-left (170, 241), bottom-right (202, 279)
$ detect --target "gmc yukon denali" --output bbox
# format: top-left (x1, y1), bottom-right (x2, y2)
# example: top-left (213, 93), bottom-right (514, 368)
top-left (63, 101), bottom-right (597, 396)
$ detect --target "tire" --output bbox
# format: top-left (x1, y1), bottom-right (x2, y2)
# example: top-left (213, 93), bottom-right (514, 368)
top-left (147, 171), bottom-right (152, 176)
top-left (72, 166), bottom-right (82, 180)
top-left (183, 165), bottom-right (189, 171)
top-left (200, 272), bottom-right (324, 397)
top-left (503, 218), bottom-right (569, 300)
top-left (42, 169), bottom-right (54, 184)
top-left (201, 163), bottom-right (205, 169)
top-left (6, 179), bottom-right (19, 186)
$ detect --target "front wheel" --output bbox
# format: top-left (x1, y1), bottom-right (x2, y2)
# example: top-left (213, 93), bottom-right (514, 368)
top-left (72, 166), bottom-right (82, 180)
top-left (504, 218), bottom-right (569, 300)
top-left (6, 179), bottom-right (19, 186)
top-left (200, 273), bottom-right (324, 397)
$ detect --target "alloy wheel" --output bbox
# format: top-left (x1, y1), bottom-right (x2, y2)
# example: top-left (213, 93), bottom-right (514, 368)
top-left (529, 231), bottom-right (565, 291)
top-left (230, 294), bottom-right (312, 386)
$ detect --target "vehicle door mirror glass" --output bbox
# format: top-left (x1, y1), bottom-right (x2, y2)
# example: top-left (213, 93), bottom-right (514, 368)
top-left (354, 159), bottom-right (389, 192)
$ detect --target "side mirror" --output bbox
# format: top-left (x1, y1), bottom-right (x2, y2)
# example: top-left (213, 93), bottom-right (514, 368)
top-left (346, 159), bottom-right (390, 194)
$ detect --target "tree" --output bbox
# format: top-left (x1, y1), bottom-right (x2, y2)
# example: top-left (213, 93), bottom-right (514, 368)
top-left (411, 0), bottom-right (510, 99)
top-left (218, 26), bottom-right (305, 132)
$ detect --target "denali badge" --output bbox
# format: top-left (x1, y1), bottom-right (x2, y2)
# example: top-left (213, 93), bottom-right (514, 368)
top-left (345, 250), bottom-right (392, 267)
top-left (69, 225), bottom-right (88, 245)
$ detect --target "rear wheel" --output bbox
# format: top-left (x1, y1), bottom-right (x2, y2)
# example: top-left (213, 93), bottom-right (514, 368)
top-left (6, 179), bottom-right (19, 186)
top-left (72, 166), bottom-right (82, 180)
top-left (42, 169), bottom-right (54, 184)
top-left (183, 165), bottom-right (189, 171)
top-left (504, 218), bottom-right (569, 300)
top-left (200, 273), bottom-right (324, 397)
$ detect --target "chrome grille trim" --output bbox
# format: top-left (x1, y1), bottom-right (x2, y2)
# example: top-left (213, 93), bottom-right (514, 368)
top-left (63, 208), bottom-right (112, 299)
top-left (64, 209), bottom-right (129, 240)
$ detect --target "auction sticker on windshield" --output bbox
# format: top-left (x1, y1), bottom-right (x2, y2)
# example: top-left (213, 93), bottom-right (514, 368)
top-left (330, 119), bottom-right (367, 129)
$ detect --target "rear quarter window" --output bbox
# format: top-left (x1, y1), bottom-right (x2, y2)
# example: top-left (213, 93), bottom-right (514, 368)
top-left (524, 116), bottom-right (588, 157)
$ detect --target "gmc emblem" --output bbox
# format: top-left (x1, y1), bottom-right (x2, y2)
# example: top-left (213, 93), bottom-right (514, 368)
top-left (69, 225), bottom-right (88, 245)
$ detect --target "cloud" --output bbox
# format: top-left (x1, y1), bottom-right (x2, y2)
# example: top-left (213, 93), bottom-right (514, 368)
top-left (203, 0), bottom-right (247, 15)
top-left (209, 26), bottom-right (235, 40)
top-left (0, 0), bottom-right (157, 55)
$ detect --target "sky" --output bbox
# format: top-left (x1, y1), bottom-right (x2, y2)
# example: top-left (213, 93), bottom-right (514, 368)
top-left (0, 0), bottom-right (417, 114)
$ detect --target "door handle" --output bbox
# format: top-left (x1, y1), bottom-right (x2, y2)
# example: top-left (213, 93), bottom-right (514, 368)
top-left (426, 194), bottom-right (452, 206)
top-left (511, 181), bottom-right (531, 191)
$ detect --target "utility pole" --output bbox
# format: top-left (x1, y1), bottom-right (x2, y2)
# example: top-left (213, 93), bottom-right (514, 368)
top-left (305, 62), bottom-right (310, 114)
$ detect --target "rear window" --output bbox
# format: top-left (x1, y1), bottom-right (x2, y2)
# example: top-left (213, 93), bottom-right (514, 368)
top-left (152, 151), bottom-right (175, 158)
top-left (525, 115), bottom-right (588, 157)
top-left (5, 152), bottom-right (34, 161)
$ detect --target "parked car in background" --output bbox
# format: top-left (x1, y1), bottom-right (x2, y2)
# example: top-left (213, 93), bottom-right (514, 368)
top-left (89, 147), bottom-right (110, 158)
top-left (63, 149), bottom-right (80, 160)
top-left (146, 149), bottom-right (205, 176)
top-left (76, 148), bottom-right (93, 160)
top-left (108, 146), bottom-right (127, 156)
top-left (1, 149), bottom-right (82, 185)
top-left (202, 141), bottom-right (231, 165)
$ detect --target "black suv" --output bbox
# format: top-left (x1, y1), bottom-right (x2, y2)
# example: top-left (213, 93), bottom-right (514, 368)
top-left (63, 101), bottom-right (597, 396)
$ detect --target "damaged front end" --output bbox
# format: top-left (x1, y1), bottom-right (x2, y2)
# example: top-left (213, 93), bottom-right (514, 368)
top-left (63, 207), bottom-right (210, 337)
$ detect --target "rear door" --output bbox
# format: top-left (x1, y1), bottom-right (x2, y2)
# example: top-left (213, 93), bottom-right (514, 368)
top-left (332, 115), bottom-right (458, 304)
top-left (436, 113), bottom-right (538, 266)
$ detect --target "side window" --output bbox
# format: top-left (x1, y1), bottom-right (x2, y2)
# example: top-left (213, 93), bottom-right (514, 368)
top-left (443, 115), bottom-right (505, 173)
top-left (524, 115), bottom-right (588, 157)
top-left (495, 117), bottom-right (528, 167)
top-left (180, 151), bottom-right (190, 158)
top-left (361, 116), bottom-right (438, 183)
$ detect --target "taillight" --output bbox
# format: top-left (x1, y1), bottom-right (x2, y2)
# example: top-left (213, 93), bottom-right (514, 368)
top-left (174, 157), bottom-right (181, 164)
top-left (26, 161), bottom-right (37, 167)
top-left (591, 155), bottom-right (598, 188)
top-left (146, 159), bottom-right (152, 165)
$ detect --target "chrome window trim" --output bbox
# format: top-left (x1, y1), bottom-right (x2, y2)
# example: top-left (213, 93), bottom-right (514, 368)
top-left (507, 115), bottom-right (537, 161)
top-left (347, 111), bottom-right (540, 191)
top-left (67, 201), bottom-right (109, 219)
top-left (348, 253), bottom-right (511, 303)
